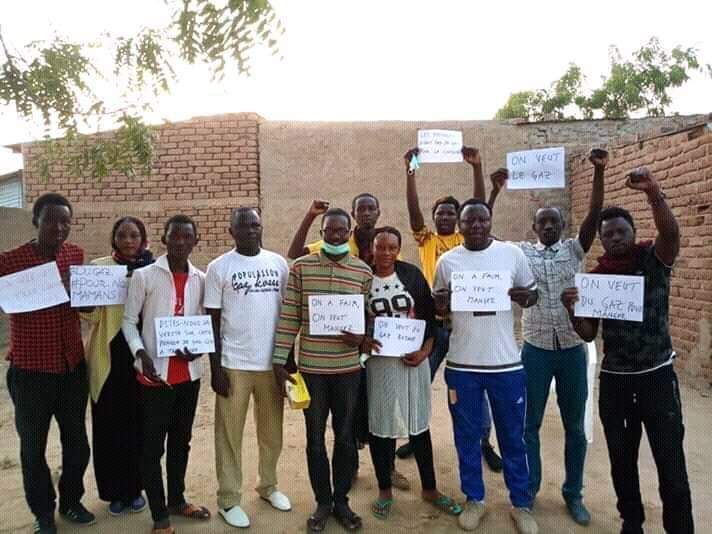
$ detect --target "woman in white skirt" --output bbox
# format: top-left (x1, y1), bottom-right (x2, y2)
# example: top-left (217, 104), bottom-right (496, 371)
top-left (364, 227), bottom-right (461, 520)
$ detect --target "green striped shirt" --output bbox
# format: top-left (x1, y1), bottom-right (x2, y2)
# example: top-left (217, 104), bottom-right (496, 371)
top-left (272, 251), bottom-right (372, 374)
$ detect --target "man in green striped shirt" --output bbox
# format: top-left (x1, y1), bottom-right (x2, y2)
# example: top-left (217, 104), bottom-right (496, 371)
top-left (273, 208), bottom-right (372, 532)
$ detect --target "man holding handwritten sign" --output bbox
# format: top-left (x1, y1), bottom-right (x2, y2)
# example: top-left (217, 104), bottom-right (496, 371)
top-left (272, 208), bottom-right (372, 532)
top-left (489, 149), bottom-right (606, 526)
top-left (561, 169), bottom-right (693, 534)
top-left (122, 215), bottom-right (211, 533)
top-left (1, 193), bottom-right (96, 532)
top-left (433, 199), bottom-right (538, 533)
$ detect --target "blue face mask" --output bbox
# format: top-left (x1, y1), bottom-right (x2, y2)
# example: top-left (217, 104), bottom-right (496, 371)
top-left (322, 240), bottom-right (351, 256)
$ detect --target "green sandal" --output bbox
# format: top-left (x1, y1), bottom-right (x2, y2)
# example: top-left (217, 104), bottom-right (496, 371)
top-left (371, 498), bottom-right (393, 520)
top-left (429, 495), bottom-right (462, 516)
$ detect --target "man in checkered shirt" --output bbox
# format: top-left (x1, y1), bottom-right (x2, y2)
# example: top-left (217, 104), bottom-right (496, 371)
top-left (487, 150), bottom-right (607, 527)
top-left (1, 193), bottom-right (96, 534)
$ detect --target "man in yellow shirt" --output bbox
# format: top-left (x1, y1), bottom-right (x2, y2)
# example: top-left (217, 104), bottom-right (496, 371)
top-left (287, 194), bottom-right (380, 264)
top-left (398, 146), bottom-right (502, 472)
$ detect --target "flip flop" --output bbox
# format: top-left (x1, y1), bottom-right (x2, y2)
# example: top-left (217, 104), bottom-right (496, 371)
top-left (169, 503), bottom-right (211, 520)
top-left (371, 498), bottom-right (393, 520)
top-left (429, 495), bottom-right (463, 516)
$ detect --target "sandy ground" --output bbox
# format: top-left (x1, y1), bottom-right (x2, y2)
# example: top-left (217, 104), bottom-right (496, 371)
top-left (0, 358), bottom-right (710, 534)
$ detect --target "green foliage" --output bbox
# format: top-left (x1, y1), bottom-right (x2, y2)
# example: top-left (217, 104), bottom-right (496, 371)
top-left (495, 38), bottom-right (710, 121)
top-left (0, 0), bottom-right (282, 180)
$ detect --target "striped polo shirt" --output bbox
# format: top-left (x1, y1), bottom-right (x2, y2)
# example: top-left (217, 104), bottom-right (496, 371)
top-left (272, 251), bottom-right (373, 374)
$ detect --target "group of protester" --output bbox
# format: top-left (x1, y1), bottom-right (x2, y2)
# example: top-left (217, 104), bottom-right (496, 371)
top-left (0, 145), bottom-right (694, 534)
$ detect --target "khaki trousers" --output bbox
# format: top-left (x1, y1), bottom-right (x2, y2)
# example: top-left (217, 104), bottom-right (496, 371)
top-left (215, 369), bottom-right (284, 509)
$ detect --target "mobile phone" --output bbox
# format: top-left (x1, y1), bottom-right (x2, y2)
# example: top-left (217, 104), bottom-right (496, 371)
top-left (628, 169), bottom-right (645, 183)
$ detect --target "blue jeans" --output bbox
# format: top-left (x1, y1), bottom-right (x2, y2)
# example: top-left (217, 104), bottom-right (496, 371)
top-left (430, 326), bottom-right (492, 441)
top-left (521, 341), bottom-right (587, 502)
top-left (445, 367), bottom-right (530, 507)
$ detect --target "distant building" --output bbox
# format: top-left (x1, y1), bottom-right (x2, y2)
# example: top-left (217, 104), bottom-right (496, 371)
top-left (0, 170), bottom-right (23, 208)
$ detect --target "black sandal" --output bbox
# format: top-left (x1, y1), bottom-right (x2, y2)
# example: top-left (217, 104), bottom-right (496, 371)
top-left (307, 504), bottom-right (331, 532)
top-left (334, 504), bottom-right (362, 531)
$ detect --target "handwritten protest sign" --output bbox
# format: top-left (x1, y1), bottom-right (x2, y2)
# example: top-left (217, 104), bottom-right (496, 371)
top-left (70, 265), bottom-right (128, 307)
top-left (417, 129), bottom-right (464, 163)
top-left (154, 315), bottom-right (215, 357)
top-left (451, 270), bottom-right (512, 312)
top-left (574, 274), bottom-right (644, 322)
top-left (506, 146), bottom-right (565, 189)
top-left (0, 262), bottom-right (69, 313)
top-left (308, 294), bottom-right (365, 336)
top-left (373, 317), bottom-right (426, 357)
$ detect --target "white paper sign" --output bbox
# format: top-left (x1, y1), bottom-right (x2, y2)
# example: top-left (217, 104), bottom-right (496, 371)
top-left (0, 262), bottom-right (69, 313)
top-left (308, 294), bottom-right (365, 336)
top-left (70, 265), bottom-right (128, 307)
top-left (417, 129), bottom-right (464, 163)
top-left (154, 315), bottom-right (215, 357)
top-left (574, 274), bottom-right (645, 322)
top-left (373, 317), bottom-right (426, 357)
top-left (451, 270), bottom-right (512, 312)
top-left (506, 146), bottom-right (565, 189)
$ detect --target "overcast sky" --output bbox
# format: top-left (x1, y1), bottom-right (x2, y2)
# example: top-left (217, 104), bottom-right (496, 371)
top-left (1, 0), bottom-right (710, 173)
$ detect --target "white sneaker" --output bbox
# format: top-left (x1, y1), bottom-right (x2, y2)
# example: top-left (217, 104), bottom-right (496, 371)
top-left (458, 501), bottom-right (486, 531)
top-left (219, 506), bottom-right (250, 528)
top-left (510, 507), bottom-right (538, 534)
top-left (263, 490), bottom-right (291, 512)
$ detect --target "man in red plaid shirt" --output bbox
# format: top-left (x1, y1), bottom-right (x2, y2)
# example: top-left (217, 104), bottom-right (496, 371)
top-left (1, 193), bottom-right (96, 534)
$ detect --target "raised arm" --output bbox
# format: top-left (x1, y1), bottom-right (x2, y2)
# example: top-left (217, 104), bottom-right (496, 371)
top-left (287, 200), bottom-right (330, 259)
top-left (578, 149), bottom-right (607, 253)
top-left (487, 168), bottom-right (508, 213)
top-left (462, 146), bottom-right (485, 201)
top-left (404, 147), bottom-right (426, 232)
top-left (627, 168), bottom-right (679, 266)
top-left (561, 287), bottom-right (599, 342)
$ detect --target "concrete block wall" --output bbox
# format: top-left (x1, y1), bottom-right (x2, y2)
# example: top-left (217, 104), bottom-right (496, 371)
top-left (569, 122), bottom-right (712, 387)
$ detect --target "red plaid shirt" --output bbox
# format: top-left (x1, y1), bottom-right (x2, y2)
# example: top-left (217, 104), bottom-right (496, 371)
top-left (0, 241), bottom-right (85, 373)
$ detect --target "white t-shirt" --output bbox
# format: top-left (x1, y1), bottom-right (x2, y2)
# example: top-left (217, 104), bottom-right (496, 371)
top-left (204, 249), bottom-right (289, 371)
top-left (433, 240), bottom-right (536, 372)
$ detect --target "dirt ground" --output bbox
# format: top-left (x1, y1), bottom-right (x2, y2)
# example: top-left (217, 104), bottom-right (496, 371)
top-left (0, 358), bottom-right (710, 534)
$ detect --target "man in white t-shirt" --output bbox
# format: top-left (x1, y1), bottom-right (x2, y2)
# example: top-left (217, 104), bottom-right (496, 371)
top-left (433, 199), bottom-right (539, 534)
top-left (205, 208), bottom-right (290, 528)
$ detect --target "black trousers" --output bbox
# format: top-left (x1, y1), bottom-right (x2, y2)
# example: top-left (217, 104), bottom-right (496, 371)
top-left (91, 332), bottom-right (143, 503)
top-left (370, 431), bottom-right (436, 491)
top-left (6, 362), bottom-right (90, 522)
top-left (140, 379), bottom-right (200, 523)
top-left (302, 371), bottom-right (360, 507)
top-left (599, 365), bottom-right (693, 534)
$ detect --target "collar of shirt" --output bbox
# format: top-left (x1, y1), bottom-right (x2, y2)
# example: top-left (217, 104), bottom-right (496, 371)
top-left (534, 239), bottom-right (563, 254)
top-left (318, 249), bottom-right (352, 266)
top-left (154, 254), bottom-right (201, 278)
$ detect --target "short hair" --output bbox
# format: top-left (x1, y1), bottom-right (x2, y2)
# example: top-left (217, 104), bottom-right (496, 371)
top-left (321, 207), bottom-right (352, 229)
top-left (231, 206), bottom-right (260, 224)
top-left (111, 216), bottom-right (148, 251)
top-left (534, 206), bottom-right (564, 223)
top-left (373, 226), bottom-right (402, 248)
top-left (163, 214), bottom-right (198, 237)
top-left (351, 193), bottom-right (380, 212)
top-left (432, 196), bottom-right (460, 218)
top-left (458, 198), bottom-right (492, 218)
top-left (32, 193), bottom-right (73, 227)
top-left (598, 206), bottom-right (636, 234)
